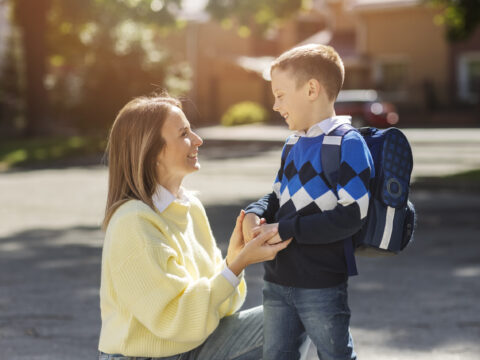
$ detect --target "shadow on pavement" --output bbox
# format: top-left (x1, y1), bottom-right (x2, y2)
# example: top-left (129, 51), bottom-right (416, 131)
top-left (1, 193), bottom-right (479, 359)
top-left (0, 226), bottom-right (102, 359)
top-left (208, 195), bottom-right (480, 356)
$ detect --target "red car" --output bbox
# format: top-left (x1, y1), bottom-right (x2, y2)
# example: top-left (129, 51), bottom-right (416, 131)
top-left (334, 89), bottom-right (399, 128)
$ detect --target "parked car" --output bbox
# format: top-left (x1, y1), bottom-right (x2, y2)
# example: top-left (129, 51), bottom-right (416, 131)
top-left (335, 89), bottom-right (399, 128)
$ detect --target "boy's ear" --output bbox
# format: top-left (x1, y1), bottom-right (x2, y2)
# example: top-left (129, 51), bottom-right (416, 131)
top-left (307, 79), bottom-right (321, 99)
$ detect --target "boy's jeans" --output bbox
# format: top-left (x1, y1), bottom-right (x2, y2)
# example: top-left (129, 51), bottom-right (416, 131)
top-left (263, 280), bottom-right (356, 360)
top-left (99, 306), bottom-right (262, 360)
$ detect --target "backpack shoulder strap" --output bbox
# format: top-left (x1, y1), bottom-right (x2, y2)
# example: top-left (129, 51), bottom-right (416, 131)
top-left (321, 124), bottom-right (357, 188)
top-left (321, 123), bottom-right (359, 277)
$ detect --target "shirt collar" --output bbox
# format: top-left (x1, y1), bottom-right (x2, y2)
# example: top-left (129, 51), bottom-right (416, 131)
top-left (295, 115), bottom-right (352, 138)
top-left (152, 184), bottom-right (190, 213)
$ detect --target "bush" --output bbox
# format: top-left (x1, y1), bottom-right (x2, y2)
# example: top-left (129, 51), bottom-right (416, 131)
top-left (0, 135), bottom-right (106, 169)
top-left (221, 102), bottom-right (269, 126)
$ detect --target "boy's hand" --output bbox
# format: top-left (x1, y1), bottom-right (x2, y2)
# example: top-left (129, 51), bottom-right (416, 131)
top-left (253, 223), bottom-right (290, 245)
top-left (227, 211), bottom-right (292, 276)
top-left (242, 213), bottom-right (265, 243)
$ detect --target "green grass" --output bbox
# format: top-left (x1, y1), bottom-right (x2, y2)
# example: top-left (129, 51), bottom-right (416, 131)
top-left (0, 135), bottom-right (107, 170)
top-left (442, 169), bottom-right (480, 181)
top-left (414, 168), bottom-right (480, 192)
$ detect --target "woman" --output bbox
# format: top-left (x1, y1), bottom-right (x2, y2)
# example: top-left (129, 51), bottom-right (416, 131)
top-left (98, 94), bottom-right (291, 360)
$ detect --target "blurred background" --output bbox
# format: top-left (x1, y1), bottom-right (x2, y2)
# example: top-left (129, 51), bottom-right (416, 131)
top-left (0, 1), bottom-right (479, 359)
top-left (0, 0), bottom-right (479, 145)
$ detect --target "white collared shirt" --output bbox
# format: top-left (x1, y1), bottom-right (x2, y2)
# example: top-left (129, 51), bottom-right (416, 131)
top-left (295, 115), bottom-right (352, 138)
top-left (152, 184), bottom-right (190, 213)
top-left (152, 184), bottom-right (241, 288)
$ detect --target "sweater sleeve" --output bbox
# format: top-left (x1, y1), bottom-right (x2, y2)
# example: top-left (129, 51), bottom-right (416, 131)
top-left (244, 191), bottom-right (279, 223)
top-left (107, 212), bottom-right (240, 343)
top-left (244, 137), bottom-right (292, 221)
top-left (190, 195), bottom-right (247, 316)
top-left (278, 131), bottom-right (374, 244)
top-left (215, 249), bottom-right (247, 316)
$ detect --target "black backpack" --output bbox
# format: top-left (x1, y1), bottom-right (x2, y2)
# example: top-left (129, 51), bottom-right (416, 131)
top-left (322, 125), bottom-right (416, 257)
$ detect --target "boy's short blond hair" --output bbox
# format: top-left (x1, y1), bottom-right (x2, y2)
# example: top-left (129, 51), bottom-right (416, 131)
top-left (270, 44), bottom-right (345, 101)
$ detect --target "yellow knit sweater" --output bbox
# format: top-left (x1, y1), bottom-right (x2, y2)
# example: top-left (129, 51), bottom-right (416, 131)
top-left (98, 197), bottom-right (247, 357)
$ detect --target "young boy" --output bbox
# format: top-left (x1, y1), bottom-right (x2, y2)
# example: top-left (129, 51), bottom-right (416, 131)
top-left (243, 44), bottom-right (374, 360)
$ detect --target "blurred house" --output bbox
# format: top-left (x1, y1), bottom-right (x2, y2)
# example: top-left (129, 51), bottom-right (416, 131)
top-left (168, 0), bottom-right (479, 125)
top-left (340, 0), bottom-right (480, 122)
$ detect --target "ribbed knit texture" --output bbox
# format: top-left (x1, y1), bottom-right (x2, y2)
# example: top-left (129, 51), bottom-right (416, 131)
top-left (98, 197), bottom-right (246, 357)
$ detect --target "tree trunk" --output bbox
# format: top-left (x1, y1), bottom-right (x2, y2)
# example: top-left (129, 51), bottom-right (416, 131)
top-left (15, 0), bottom-right (50, 137)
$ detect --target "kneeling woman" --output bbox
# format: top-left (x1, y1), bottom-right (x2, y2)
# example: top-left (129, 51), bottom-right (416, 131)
top-left (98, 95), bottom-right (290, 360)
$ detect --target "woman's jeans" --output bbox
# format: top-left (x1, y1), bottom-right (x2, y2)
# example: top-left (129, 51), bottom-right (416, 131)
top-left (263, 281), bottom-right (356, 360)
top-left (98, 306), bottom-right (263, 360)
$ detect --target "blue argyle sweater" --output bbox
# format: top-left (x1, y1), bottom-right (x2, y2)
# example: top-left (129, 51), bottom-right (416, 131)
top-left (245, 117), bottom-right (374, 288)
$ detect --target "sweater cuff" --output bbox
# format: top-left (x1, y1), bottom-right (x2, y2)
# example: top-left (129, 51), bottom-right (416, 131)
top-left (243, 208), bottom-right (264, 218)
top-left (221, 260), bottom-right (243, 288)
top-left (278, 217), bottom-right (296, 241)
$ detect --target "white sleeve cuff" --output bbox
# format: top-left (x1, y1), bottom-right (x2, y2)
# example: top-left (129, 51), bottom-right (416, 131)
top-left (220, 260), bottom-right (242, 288)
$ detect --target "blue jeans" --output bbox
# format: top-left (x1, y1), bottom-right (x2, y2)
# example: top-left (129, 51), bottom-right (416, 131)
top-left (98, 306), bottom-right (263, 360)
top-left (263, 281), bottom-right (356, 360)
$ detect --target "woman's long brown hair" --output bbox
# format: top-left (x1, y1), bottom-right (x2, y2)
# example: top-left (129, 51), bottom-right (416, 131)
top-left (102, 95), bottom-right (181, 230)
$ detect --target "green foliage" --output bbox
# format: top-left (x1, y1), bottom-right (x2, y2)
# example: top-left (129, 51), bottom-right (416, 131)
top-left (415, 168), bottom-right (480, 192)
top-left (206, 0), bottom-right (303, 35)
top-left (4, 0), bottom-right (307, 136)
top-left (44, 0), bottom-right (192, 131)
top-left (221, 101), bottom-right (269, 126)
top-left (443, 168), bottom-right (480, 181)
top-left (430, 0), bottom-right (480, 42)
top-left (7, 0), bottom-right (191, 134)
top-left (0, 134), bottom-right (106, 169)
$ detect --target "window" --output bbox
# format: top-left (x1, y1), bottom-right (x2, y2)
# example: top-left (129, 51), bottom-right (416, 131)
top-left (377, 61), bottom-right (409, 92)
top-left (458, 52), bottom-right (480, 103)
top-left (343, 68), bottom-right (370, 89)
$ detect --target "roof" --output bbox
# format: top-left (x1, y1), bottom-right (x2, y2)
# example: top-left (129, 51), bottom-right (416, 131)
top-left (176, 0), bottom-right (210, 22)
top-left (297, 29), bottom-right (333, 47)
top-left (296, 30), bottom-right (368, 67)
top-left (347, 0), bottom-right (420, 11)
top-left (234, 56), bottom-right (275, 80)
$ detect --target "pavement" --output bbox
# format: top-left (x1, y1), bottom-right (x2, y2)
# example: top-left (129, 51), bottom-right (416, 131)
top-left (1, 124), bottom-right (480, 359)
top-left (195, 124), bottom-right (480, 180)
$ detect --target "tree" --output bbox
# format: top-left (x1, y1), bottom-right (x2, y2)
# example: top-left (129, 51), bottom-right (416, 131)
top-left (430, 0), bottom-right (480, 42)
top-left (45, 0), bottom-right (185, 132)
top-left (13, 0), bottom-right (50, 136)
top-left (206, 0), bottom-right (303, 36)
top-left (9, 0), bottom-right (185, 136)
top-left (8, 0), bottom-right (306, 136)
top-left (0, 28), bottom-right (23, 136)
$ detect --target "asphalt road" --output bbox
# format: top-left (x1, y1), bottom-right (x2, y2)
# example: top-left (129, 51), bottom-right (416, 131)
top-left (1, 127), bottom-right (479, 359)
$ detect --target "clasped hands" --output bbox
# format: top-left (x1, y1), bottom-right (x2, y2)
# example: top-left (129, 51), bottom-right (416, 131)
top-left (226, 210), bottom-right (292, 276)
top-left (242, 214), bottom-right (290, 245)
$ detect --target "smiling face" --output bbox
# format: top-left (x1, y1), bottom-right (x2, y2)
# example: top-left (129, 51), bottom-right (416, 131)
top-left (271, 67), bottom-right (313, 132)
top-left (156, 106), bottom-right (203, 185)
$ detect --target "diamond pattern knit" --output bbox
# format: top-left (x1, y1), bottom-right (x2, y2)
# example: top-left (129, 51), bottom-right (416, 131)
top-left (274, 131), bottom-right (373, 220)
top-left (245, 122), bottom-right (374, 288)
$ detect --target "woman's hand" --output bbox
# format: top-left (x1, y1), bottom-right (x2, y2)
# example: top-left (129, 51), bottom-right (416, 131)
top-left (251, 223), bottom-right (290, 245)
top-left (226, 210), bottom-right (247, 265)
top-left (242, 213), bottom-right (267, 243)
top-left (226, 210), bottom-right (291, 276)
